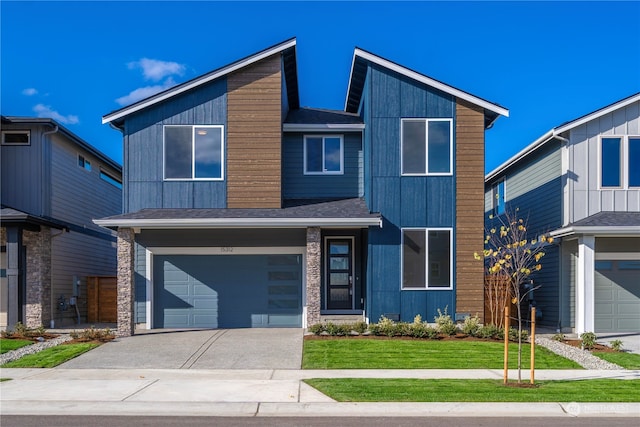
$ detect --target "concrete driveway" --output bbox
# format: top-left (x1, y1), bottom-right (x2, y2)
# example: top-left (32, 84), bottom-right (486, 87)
top-left (58, 329), bottom-right (303, 369)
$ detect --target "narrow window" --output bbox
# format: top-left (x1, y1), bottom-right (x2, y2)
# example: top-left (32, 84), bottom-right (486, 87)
top-left (1, 130), bottom-right (30, 145)
top-left (402, 228), bottom-right (452, 289)
top-left (100, 170), bottom-right (122, 189)
top-left (628, 137), bottom-right (640, 187)
top-left (601, 137), bottom-right (621, 187)
top-left (304, 135), bottom-right (344, 174)
top-left (164, 125), bottom-right (224, 180)
top-left (401, 119), bottom-right (452, 175)
top-left (78, 155), bottom-right (91, 171)
top-left (493, 179), bottom-right (505, 215)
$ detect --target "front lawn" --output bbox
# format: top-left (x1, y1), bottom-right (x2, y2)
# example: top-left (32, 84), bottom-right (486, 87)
top-left (593, 351), bottom-right (640, 370)
top-left (0, 339), bottom-right (33, 354)
top-left (305, 378), bottom-right (640, 402)
top-left (303, 339), bottom-right (582, 369)
top-left (1, 343), bottom-right (98, 368)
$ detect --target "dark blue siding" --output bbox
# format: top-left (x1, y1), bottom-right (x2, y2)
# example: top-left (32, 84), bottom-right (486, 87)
top-left (124, 79), bottom-right (227, 212)
top-left (364, 65), bottom-right (457, 323)
top-left (282, 132), bottom-right (363, 199)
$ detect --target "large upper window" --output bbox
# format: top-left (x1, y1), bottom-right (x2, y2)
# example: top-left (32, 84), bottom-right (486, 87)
top-left (304, 135), bottom-right (343, 174)
top-left (1, 130), bottom-right (30, 145)
top-left (600, 135), bottom-right (639, 188)
top-left (164, 125), bottom-right (224, 180)
top-left (401, 228), bottom-right (452, 289)
top-left (401, 119), bottom-right (452, 175)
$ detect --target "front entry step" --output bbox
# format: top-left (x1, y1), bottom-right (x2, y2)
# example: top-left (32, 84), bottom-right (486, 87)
top-left (319, 314), bottom-right (364, 324)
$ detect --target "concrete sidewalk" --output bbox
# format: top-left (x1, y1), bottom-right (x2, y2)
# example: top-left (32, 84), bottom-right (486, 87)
top-left (1, 368), bottom-right (639, 417)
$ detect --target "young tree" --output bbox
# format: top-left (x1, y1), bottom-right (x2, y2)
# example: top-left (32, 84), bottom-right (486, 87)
top-left (475, 209), bottom-right (553, 383)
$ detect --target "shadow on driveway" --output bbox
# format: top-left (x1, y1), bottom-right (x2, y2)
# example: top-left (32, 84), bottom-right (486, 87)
top-left (58, 329), bottom-right (303, 369)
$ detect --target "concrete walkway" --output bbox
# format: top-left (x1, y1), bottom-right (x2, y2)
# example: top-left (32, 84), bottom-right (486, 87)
top-left (1, 368), bottom-right (639, 417)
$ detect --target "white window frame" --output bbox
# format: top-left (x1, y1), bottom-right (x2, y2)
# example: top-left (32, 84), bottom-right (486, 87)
top-left (163, 125), bottom-right (225, 181)
top-left (1, 130), bottom-right (30, 145)
top-left (78, 154), bottom-right (91, 172)
top-left (400, 227), bottom-right (453, 290)
top-left (492, 178), bottom-right (506, 215)
top-left (400, 118), bottom-right (453, 176)
top-left (598, 135), bottom-right (623, 189)
top-left (628, 135), bottom-right (640, 188)
top-left (303, 134), bottom-right (344, 175)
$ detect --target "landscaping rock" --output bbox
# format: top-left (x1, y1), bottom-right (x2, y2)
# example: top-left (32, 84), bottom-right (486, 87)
top-left (1, 334), bottom-right (74, 365)
top-left (535, 336), bottom-right (623, 370)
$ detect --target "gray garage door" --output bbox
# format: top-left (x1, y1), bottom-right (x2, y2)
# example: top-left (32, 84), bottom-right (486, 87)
top-left (595, 260), bottom-right (640, 333)
top-left (154, 254), bottom-right (302, 328)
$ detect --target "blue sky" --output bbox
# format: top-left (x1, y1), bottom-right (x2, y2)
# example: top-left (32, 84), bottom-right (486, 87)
top-left (2, 1), bottom-right (639, 173)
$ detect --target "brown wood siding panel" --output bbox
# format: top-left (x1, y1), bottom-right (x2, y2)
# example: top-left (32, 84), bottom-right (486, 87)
top-left (227, 54), bottom-right (282, 208)
top-left (455, 99), bottom-right (486, 321)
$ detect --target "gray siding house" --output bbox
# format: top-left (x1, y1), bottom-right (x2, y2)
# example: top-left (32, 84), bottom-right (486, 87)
top-left (1, 117), bottom-right (122, 329)
top-left (485, 93), bottom-right (640, 334)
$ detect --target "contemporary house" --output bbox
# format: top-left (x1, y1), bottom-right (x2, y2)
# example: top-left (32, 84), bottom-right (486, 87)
top-left (96, 38), bottom-right (509, 336)
top-left (1, 117), bottom-right (122, 329)
top-left (485, 93), bottom-right (640, 334)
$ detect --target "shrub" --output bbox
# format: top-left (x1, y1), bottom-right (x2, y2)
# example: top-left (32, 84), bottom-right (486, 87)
top-left (434, 307), bottom-right (458, 336)
top-left (551, 333), bottom-right (565, 342)
top-left (69, 326), bottom-right (115, 342)
top-left (1, 322), bottom-right (46, 339)
top-left (325, 322), bottom-right (352, 336)
top-left (508, 327), bottom-right (528, 342)
top-left (351, 321), bottom-right (368, 334)
top-left (410, 322), bottom-right (439, 339)
top-left (370, 316), bottom-right (396, 337)
top-left (461, 315), bottom-right (481, 337)
top-left (610, 339), bottom-right (623, 352)
top-left (477, 324), bottom-right (501, 339)
top-left (308, 323), bottom-right (325, 335)
top-left (580, 332), bottom-right (597, 349)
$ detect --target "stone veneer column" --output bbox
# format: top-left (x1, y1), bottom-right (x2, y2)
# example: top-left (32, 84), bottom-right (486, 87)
top-left (117, 228), bottom-right (135, 337)
top-left (306, 227), bottom-right (321, 327)
top-left (23, 227), bottom-right (52, 328)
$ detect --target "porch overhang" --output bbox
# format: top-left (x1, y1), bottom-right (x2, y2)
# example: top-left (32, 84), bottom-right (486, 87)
top-left (550, 212), bottom-right (640, 240)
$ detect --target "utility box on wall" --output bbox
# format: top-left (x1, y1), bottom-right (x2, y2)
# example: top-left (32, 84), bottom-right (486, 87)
top-left (87, 276), bottom-right (117, 323)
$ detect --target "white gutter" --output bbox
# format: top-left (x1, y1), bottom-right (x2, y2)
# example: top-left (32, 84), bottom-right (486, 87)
top-left (103, 39), bottom-right (297, 125)
top-left (94, 217), bottom-right (383, 229)
top-left (347, 48), bottom-right (510, 118)
top-left (282, 123), bottom-right (365, 132)
top-left (551, 226), bottom-right (640, 239)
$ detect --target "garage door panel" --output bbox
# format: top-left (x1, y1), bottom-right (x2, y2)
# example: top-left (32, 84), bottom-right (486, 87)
top-left (155, 254), bottom-right (301, 329)
top-left (595, 260), bottom-right (640, 333)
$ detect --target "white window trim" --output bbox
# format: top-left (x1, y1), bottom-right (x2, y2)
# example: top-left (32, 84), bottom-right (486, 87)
top-left (163, 125), bottom-right (225, 181)
top-left (598, 135), bottom-right (623, 189)
top-left (1, 130), bottom-right (30, 145)
top-left (400, 118), bottom-right (453, 177)
top-left (628, 135), bottom-right (640, 188)
top-left (303, 134), bottom-right (344, 175)
top-left (400, 227), bottom-right (453, 291)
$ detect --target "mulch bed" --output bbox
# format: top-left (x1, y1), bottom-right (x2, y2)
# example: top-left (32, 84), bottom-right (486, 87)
top-left (562, 339), bottom-right (614, 353)
top-left (305, 334), bottom-right (508, 343)
top-left (1, 333), bottom-right (60, 342)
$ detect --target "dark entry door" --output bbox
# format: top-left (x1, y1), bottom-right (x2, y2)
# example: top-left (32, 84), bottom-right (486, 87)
top-left (326, 239), bottom-right (353, 310)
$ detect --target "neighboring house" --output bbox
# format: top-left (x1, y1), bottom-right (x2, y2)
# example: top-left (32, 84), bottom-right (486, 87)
top-left (485, 93), bottom-right (640, 334)
top-left (96, 38), bottom-right (508, 336)
top-left (0, 117), bottom-right (122, 329)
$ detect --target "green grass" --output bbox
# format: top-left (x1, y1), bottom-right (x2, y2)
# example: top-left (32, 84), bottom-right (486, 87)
top-left (593, 351), bottom-right (640, 370)
top-left (0, 339), bottom-right (33, 354)
top-left (303, 339), bottom-right (582, 369)
top-left (1, 343), bottom-right (98, 368)
top-left (305, 378), bottom-right (640, 402)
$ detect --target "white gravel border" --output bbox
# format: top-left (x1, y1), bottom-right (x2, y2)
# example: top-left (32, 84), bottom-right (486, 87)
top-left (1, 334), bottom-right (74, 365)
top-left (535, 336), bottom-right (623, 370)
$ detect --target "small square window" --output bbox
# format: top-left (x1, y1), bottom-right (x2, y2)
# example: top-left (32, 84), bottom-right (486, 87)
top-left (1, 130), bottom-right (30, 145)
top-left (78, 155), bottom-right (91, 171)
top-left (304, 135), bottom-right (344, 174)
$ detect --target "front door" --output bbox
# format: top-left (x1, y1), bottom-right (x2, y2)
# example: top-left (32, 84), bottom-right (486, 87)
top-left (326, 239), bottom-right (353, 310)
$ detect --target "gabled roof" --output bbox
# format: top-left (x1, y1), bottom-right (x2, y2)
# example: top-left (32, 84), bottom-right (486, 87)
top-left (283, 107), bottom-right (364, 132)
top-left (1, 116), bottom-right (122, 172)
top-left (345, 48), bottom-right (509, 128)
top-left (102, 38), bottom-right (299, 128)
top-left (485, 92), bottom-right (640, 183)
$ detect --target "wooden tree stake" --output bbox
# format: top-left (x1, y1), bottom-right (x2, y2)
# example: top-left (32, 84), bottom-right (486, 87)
top-left (530, 307), bottom-right (536, 385)
top-left (503, 305), bottom-right (509, 384)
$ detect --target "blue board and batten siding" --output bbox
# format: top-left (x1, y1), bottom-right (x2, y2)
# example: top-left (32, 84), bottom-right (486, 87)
top-left (123, 79), bottom-right (227, 213)
top-left (282, 132), bottom-right (363, 199)
top-left (362, 64), bottom-right (456, 323)
top-left (486, 141), bottom-right (563, 328)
